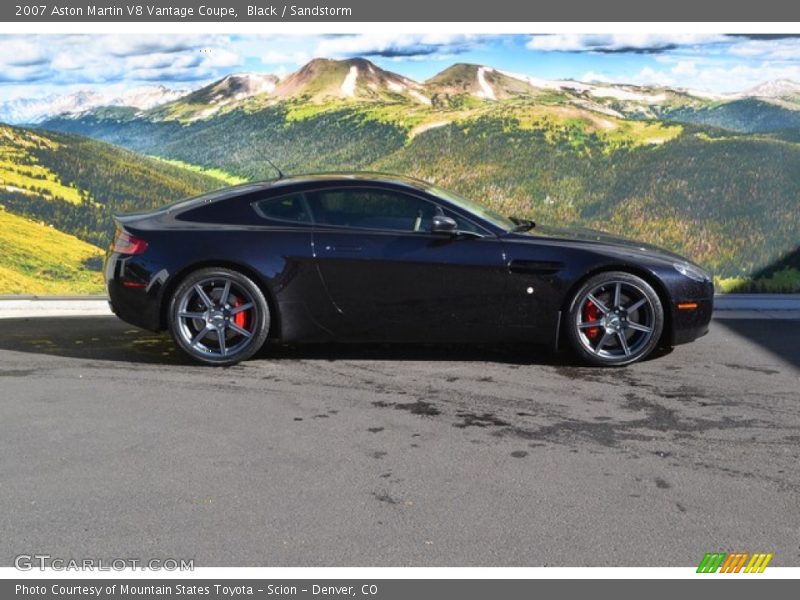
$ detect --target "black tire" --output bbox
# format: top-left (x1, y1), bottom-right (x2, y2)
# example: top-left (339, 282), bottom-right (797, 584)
top-left (167, 267), bottom-right (270, 366)
top-left (565, 271), bottom-right (664, 367)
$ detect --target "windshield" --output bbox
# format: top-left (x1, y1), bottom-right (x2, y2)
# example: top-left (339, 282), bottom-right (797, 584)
top-left (425, 183), bottom-right (517, 231)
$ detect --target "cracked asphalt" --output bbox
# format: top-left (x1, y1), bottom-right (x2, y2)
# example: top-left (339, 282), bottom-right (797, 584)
top-left (0, 316), bottom-right (798, 567)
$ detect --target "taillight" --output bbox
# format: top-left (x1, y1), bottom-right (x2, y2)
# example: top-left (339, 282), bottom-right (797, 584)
top-left (112, 228), bottom-right (148, 255)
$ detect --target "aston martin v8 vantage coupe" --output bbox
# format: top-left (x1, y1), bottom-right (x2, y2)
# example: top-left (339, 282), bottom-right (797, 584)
top-left (105, 173), bottom-right (713, 366)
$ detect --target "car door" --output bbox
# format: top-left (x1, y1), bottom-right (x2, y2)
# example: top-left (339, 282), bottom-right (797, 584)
top-left (308, 184), bottom-right (510, 342)
top-left (248, 191), bottom-right (339, 341)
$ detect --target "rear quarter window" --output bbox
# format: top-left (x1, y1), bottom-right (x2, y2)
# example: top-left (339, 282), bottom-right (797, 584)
top-left (175, 195), bottom-right (254, 224)
top-left (252, 194), bottom-right (312, 224)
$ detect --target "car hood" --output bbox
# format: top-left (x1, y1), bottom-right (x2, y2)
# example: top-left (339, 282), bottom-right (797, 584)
top-left (508, 225), bottom-right (690, 263)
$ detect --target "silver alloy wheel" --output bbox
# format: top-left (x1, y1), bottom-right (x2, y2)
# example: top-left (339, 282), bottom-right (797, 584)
top-left (175, 276), bottom-right (258, 360)
top-left (575, 280), bottom-right (656, 361)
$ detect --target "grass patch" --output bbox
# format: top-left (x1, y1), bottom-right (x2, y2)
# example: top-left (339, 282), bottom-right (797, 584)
top-left (0, 207), bottom-right (104, 295)
top-left (0, 126), bottom-right (85, 204)
top-left (148, 157), bottom-right (248, 185)
top-left (715, 268), bottom-right (800, 293)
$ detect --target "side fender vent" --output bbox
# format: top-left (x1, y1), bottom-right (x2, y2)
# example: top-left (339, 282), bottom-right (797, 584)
top-left (509, 260), bottom-right (564, 275)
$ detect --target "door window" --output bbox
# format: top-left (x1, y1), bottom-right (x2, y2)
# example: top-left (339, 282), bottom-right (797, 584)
top-left (308, 188), bottom-right (437, 232)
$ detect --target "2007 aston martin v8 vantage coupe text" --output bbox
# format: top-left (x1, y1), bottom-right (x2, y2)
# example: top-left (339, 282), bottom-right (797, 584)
top-left (105, 173), bottom-right (713, 366)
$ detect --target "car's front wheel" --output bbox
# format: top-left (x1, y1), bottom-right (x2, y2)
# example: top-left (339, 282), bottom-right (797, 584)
top-left (168, 267), bottom-right (270, 366)
top-left (566, 271), bottom-right (664, 367)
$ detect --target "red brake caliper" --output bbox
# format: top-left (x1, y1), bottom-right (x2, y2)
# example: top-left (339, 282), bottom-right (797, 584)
top-left (583, 300), bottom-right (600, 339)
top-left (232, 295), bottom-right (248, 331)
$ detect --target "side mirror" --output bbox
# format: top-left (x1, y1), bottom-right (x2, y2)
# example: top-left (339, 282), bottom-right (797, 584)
top-left (431, 215), bottom-right (458, 235)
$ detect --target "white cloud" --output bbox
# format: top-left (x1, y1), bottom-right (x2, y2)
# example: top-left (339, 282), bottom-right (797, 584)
top-left (527, 34), bottom-right (728, 53)
top-left (580, 71), bottom-right (614, 83)
top-left (104, 36), bottom-right (224, 57)
top-left (671, 61), bottom-right (698, 76)
top-left (260, 50), bottom-right (311, 65)
top-left (569, 36), bottom-right (800, 93)
top-left (127, 52), bottom-right (188, 70)
top-left (0, 39), bottom-right (49, 67)
top-left (3, 33), bottom-right (800, 101)
top-left (604, 61), bottom-right (800, 93)
top-left (0, 66), bottom-right (51, 83)
top-left (314, 33), bottom-right (483, 59)
top-left (200, 48), bottom-right (242, 69)
top-left (0, 34), bottom-right (243, 87)
top-left (728, 37), bottom-right (800, 61)
top-left (51, 52), bottom-right (84, 71)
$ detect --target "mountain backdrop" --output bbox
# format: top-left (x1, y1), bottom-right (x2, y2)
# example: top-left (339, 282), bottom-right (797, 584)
top-left (2, 57), bottom-right (799, 294)
top-left (0, 124), bottom-right (225, 293)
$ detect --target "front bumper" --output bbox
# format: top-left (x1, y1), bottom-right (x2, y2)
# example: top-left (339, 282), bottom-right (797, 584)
top-left (669, 280), bottom-right (714, 346)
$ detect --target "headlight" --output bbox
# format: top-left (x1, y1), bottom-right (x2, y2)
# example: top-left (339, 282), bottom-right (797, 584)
top-left (673, 262), bottom-right (710, 283)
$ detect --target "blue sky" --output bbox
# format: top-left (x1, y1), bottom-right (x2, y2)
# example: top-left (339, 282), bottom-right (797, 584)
top-left (2, 33), bottom-right (800, 101)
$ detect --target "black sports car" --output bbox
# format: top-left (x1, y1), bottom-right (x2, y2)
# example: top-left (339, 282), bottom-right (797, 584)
top-left (105, 173), bottom-right (713, 366)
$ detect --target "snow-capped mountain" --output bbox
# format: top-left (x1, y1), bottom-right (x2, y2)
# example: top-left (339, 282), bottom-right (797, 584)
top-left (425, 64), bottom-right (533, 101)
top-left (112, 85), bottom-right (191, 110)
top-left (272, 58), bottom-right (426, 103)
top-left (5, 55), bottom-right (800, 127)
top-left (742, 79), bottom-right (800, 99)
top-left (145, 73), bottom-right (281, 121)
top-left (0, 85), bottom-right (190, 124)
top-left (179, 73), bottom-right (279, 106)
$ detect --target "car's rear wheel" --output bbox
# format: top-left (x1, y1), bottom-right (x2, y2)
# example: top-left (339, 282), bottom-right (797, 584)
top-left (566, 271), bottom-right (664, 367)
top-left (168, 268), bottom-right (270, 366)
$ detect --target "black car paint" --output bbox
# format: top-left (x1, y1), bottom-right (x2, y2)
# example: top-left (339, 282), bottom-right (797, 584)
top-left (105, 174), bottom-right (713, 349)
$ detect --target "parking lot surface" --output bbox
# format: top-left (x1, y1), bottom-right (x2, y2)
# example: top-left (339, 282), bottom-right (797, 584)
top-left (0, 316), bottom-right (798, 566)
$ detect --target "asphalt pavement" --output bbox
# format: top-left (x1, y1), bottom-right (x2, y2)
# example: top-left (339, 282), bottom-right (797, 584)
top-left (0, 316), bottom-right (798, 567)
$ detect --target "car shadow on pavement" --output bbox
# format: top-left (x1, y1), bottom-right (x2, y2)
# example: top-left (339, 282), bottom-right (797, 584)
top-left (0, 315), bottom-right (612, 367)
top-left (0, 316), bottom-right (187, 365)
top-left (714, 317), bottom-right (800, 370)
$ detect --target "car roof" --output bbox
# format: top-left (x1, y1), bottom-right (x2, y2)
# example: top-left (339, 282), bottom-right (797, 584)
top-left (257, 172), bottom-right (435, 192)
top-left (175, 172), bottom-right (434, 209)
top-left (154, 172), bottom-right (435, 217)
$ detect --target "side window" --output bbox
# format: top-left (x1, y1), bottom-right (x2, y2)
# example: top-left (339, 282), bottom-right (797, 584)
top-left (252, 194), bottom-right (311, 224)
top-left (308, 188), bottom-right (437, 232)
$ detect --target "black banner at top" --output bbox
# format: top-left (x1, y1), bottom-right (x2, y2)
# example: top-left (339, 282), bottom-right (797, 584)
top-left (3, 0), bottom-right (800, 22)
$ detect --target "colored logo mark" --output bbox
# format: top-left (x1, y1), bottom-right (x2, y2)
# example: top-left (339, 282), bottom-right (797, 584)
top-left (697, 552), bottom-right (773, 573)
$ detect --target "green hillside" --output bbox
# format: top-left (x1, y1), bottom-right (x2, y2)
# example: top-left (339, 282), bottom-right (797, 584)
top-left (0, 207), bottom-right (103, 295)
top-left (0, 124), bottom-right (226, 293)
top-left (41, 101), bottom-right (800, 290)
top-left (370, 119), bottom-right (799, 285)
top-left (660, 98), bottom-right (800, 133)
top-left (0, 124), bottom-right (225, 247)
top-left (43, 104), bottom-right (408, 180)
top-left (30, 59), bottom-right (800, 292)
